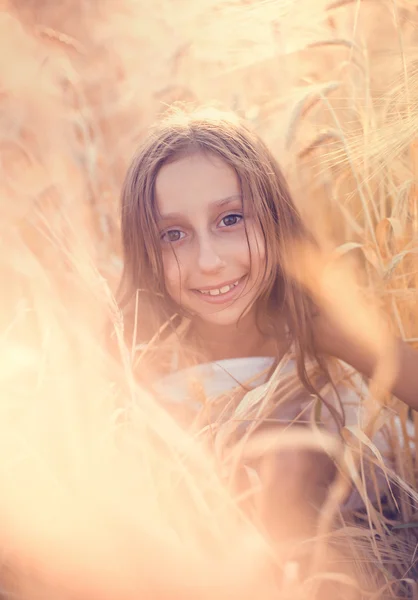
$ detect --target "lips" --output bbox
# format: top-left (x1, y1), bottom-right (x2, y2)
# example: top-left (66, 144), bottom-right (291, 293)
top-left (194, 277), bottom-right (243, 292)
top-left (198, 280), bottom-right (239, 296)
top-left (191, 276), bottom-right (247, 305)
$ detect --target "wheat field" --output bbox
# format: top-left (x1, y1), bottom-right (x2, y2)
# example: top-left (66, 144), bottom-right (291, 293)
top-left (1, 0), bottom-right (418, 598)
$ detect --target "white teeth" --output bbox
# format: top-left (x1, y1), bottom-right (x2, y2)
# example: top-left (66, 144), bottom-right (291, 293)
top-left (199, 280), bottom-right (240, 296)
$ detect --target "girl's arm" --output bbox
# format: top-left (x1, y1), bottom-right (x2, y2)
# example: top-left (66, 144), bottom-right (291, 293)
top-left (313, 312), bottom-right (418, 411)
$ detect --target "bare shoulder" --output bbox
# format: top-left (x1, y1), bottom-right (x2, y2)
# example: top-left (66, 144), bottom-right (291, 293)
top-left (311, 307), bottom-right (418, 409)
top-left (311, 310), bottom-right (345, 357)
top-left (311, 308), bottom-right (379, 380)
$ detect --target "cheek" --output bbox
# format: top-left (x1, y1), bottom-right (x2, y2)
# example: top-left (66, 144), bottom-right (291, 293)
top-left (162, 250), bottom-right (183, 297)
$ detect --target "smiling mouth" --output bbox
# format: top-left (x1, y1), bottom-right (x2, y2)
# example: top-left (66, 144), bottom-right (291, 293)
top-left (197, 280), bottom-right (240, 296)
top-left (190, 276), bottom-right (247, 304)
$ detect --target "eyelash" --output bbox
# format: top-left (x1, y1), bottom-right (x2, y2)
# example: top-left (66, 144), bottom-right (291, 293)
top-left (160, 213), bottom-right (243, 244)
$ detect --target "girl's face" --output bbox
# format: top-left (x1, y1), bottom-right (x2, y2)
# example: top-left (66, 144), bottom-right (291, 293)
top-left (155, 152), bottom-right (266, 326)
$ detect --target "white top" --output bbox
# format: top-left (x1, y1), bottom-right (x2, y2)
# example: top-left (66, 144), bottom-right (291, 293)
top-left (154, 354), bottom-right (367, 433)
top-left (154, 354), bottom-right (404, 511)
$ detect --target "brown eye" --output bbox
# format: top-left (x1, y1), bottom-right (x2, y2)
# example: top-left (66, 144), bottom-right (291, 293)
top-left (161, 230), bottom-right (185, 243)
top-left (220, 214), bottom-right (243, 228)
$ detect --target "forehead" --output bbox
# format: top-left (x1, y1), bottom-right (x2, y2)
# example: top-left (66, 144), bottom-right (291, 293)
top-left (155, 152), bottom-right (240, 216)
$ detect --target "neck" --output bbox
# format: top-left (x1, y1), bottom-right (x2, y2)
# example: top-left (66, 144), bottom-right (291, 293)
top-left (190, 310), bottom-right (284, 362)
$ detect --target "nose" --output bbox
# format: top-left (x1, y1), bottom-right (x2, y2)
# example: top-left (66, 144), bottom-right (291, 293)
top-left (197, 234), bottom-right (226, 274)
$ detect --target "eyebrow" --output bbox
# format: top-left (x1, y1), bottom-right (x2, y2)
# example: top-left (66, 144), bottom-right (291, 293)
top-left (157, 194), bottom-right (242, 222)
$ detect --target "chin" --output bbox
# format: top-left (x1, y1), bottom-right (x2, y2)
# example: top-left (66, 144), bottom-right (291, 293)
top-left (200, 315), bottom-right (239, 327)
top-left (196, 306), bottom-right (249, 328)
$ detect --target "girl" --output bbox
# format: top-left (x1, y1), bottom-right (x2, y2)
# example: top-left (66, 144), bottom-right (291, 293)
top-left (116, 106), bottom-right (418, 541)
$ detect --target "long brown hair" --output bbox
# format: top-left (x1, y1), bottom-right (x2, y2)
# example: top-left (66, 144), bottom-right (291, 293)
top-left (118, 105), bottom-right (327, 400)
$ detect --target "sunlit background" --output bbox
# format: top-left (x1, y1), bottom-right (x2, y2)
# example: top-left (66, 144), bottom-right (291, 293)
top-left (1, 0), bottom-right (418, 598)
